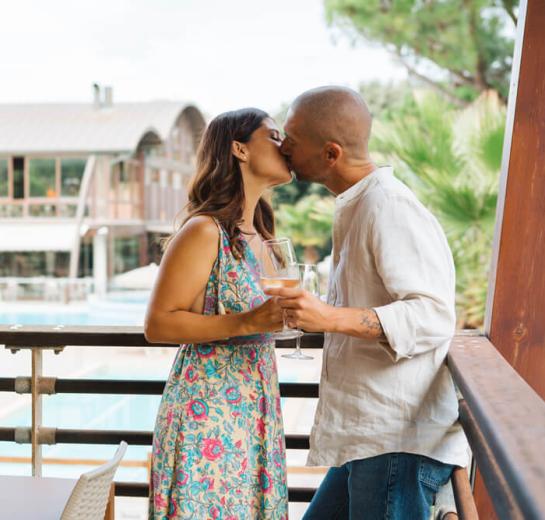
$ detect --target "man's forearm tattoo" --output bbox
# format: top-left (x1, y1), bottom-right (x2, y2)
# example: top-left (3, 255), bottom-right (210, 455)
top-left (360, 309), bottom-right (386, 339)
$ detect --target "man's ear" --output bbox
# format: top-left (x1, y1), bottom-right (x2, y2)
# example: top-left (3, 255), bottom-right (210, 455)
top-left (323, 142), bottom-right (342, 165)
top-left (232, 141), bottom-right (249, 162)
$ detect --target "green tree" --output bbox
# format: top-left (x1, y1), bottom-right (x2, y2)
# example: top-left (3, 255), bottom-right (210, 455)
top-left (275, 194), bottom-right (335, 263)
top-left (373, 90), bottom-right (505, 327)
top-left (325, 0), bottom-right (517, 103)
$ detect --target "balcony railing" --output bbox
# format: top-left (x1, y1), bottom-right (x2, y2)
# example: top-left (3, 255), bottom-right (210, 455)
top-left (0, 326), bottom-right (544, 519)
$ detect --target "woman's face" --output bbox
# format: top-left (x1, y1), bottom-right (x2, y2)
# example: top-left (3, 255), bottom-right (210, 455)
top-left (243, 118), bottom-right (292, 186)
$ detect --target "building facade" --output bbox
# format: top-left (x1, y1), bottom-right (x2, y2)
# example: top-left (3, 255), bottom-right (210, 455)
top-left (0, 86), bottom-right (205, 298)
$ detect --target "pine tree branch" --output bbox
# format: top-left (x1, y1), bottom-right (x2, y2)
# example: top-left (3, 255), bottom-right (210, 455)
top-left (395, 52), bottom-right (466, 107)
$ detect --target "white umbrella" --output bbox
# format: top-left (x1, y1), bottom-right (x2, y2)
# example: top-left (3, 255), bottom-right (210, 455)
top-left (112, 263), bottom-right (159, 290)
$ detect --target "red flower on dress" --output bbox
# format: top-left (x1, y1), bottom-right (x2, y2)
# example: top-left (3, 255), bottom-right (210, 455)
top-left (184, 365), bottom-right (198, 383)
top-left (258, 468), bottom-right (273, 494)
top-left (200, 476), bottom-right (215, 490)
top-left (256, 418), bottom-right (266, 436)
top-left (154, 493), bottom-right (168, 509)
top-left (202, 438), bottom-right (225, 461)
top-left (258, 396), bottom-right (269, 416)
top-left (187, 399), bottom-right (208, 420)
top-left (176, 470), bottom-right (189, 486)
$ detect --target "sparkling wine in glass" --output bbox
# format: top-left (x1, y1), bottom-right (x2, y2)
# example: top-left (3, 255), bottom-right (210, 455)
top-left (282, 263), bottom-right (319, 360)
top-left (260, 238), bottom-right (304, 340)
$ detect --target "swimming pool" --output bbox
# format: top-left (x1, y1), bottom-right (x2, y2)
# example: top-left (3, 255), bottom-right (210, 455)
top-left (0, 291), bottom-right (149, 326)
top-left (0, 361), bottom-right (166, 481)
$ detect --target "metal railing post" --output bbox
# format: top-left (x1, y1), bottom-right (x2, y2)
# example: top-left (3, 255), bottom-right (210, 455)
top-left (31, 347), bottom-right (43, 477)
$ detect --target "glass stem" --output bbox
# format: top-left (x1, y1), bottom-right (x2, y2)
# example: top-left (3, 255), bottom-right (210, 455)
top-left (295, 330), bottom-right (301, 352)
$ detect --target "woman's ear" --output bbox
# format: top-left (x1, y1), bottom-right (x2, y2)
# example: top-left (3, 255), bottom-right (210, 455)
top-left (232, 141), bottom-right (249, 162)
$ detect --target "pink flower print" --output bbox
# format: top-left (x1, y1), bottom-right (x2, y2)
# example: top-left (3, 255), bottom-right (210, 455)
top-left (176, 469), bottom-right (189, 486)
top-left (256, 418), bottom-right (266, 436)
top-left (276, 395), bottom-right (282, 415)
top-left (187, 399), bottom-right (208, 420)
top-left (226, 516), bottom-right (238, 520)
top-left (273, 449), bottom-right (283, 468)
top-left (248, 347), bottom-right (257, 362)
top-left (239, 368), bottom-right (251, 382)
top-left (259, 468), bottom-right (273, 494)
top-left (166, 408), bottom-right (175, 425)
top-left (227, 271), bottom-right (237, 279)
top-left (209, 505), bottom-right (222, 519)
top-left (200, 476), bottom-right (215, 490)
top-left (223, 246), bottom-right (231, 254)
top-left (258, 396), bottom-right (269, 416)
top-left (197, 345), bottom-right (215, 357)
top-left (154, 493), bottom-right (168, 509)
top-left (250, 295), bottom-right (264, 308)
top-left (241, 457), bottom-right (248, 471)
top-left (168, 498), bottom-right (178, 516)
top-left (224, 386), bottom-right (241, 404)
top-left (202, 438), bottom-right (225, 461)
top-left (184, 365), bottom-right (198, 383)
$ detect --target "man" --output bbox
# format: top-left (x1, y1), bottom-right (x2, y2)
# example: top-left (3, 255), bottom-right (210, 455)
top-left (266, 86), bottom-right (468, 519)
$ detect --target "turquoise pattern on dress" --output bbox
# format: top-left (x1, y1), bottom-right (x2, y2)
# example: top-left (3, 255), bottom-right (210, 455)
top-left (149, 221), bottom-right (288, 519)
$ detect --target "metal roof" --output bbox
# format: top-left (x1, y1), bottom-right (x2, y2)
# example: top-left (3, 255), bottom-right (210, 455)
top-left (0, 102), bottom-right (201, 155)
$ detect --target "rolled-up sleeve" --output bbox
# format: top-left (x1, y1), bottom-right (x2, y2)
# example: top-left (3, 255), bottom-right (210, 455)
top-left (370, 196), bottom-right (456, 362)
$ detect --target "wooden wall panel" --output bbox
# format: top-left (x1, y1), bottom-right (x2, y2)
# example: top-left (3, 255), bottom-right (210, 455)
top-left (476, 0), bottom-right (545, 517)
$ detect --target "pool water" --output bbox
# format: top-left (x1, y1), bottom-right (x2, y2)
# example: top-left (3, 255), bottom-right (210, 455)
top-left (0, 291), bottom-right (149, 326)
top-left (0, 362), bottom-right (164, 481)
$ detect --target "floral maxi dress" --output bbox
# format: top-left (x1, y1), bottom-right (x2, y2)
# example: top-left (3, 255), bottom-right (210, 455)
top-left (149, 224), bottom-right (288, 520)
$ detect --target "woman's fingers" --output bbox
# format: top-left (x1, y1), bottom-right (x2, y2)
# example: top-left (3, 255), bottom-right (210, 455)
top-left (275, 298), bottom-right (303, 309)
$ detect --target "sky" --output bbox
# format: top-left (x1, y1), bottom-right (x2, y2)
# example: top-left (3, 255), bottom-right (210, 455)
top-left (0, 0), bottom-right (406, 117)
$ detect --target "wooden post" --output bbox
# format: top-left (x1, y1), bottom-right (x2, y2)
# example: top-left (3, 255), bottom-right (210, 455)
top-left (476, 0), bottom-right (545, 517)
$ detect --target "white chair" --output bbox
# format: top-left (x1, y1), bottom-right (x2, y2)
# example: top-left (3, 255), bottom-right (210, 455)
top-left (60, 441), bottom-right (128, 520)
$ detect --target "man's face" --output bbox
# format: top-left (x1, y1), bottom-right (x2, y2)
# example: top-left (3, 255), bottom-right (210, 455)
top-left (281, 110), bottom-right (326, 183)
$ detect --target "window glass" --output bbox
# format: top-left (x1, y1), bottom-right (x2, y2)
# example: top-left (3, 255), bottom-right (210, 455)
top-left (29, 158), bottom-right (56, 197)
top-left (61, 158), bottom-right (86, 196)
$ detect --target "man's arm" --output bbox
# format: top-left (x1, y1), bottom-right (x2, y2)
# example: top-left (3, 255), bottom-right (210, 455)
top-left (329, 305), bottom-right (386, 340)
top-left (264, 287), bottom-right (386, 341)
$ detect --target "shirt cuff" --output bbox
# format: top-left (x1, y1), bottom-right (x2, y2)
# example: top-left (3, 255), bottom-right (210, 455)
top-left (373, 301), bottom-right (416, 362)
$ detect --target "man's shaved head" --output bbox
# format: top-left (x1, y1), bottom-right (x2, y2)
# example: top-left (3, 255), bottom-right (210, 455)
top-left (288, 86), bottom-right (373, 158)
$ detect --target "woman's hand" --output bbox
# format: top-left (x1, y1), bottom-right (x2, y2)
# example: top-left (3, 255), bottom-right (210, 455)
top-left (242, 297), bottom-right (284, 334)
top-left (264, 287), bottom-right (334, 332)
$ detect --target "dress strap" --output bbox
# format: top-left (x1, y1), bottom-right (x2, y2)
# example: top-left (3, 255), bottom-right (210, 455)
top-left (210, 217), bottom-right (227, 315)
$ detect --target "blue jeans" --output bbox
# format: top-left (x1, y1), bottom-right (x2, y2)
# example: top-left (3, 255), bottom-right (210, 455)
top-left (302, 453), bottom-right (454, 520)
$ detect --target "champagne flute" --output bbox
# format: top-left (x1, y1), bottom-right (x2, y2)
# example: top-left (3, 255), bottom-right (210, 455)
top-left (282, 263), bottom-right (319, 360)
top-left (260, 238), bottom-right (304, 340)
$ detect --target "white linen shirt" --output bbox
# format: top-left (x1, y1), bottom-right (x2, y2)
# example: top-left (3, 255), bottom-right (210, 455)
top-left (307, 166), bottom-right (468, 468)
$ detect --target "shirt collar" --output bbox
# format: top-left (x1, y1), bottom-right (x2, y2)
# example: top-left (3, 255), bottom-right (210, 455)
top-left (335, 166), bottom-right (393, 208)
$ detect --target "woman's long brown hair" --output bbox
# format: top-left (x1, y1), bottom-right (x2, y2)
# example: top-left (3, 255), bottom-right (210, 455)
top-left (165, 108), bottom-right (275, 258)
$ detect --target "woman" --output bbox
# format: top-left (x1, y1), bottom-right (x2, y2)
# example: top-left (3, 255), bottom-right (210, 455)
top-left (145, 108), bottom-right (292, 519)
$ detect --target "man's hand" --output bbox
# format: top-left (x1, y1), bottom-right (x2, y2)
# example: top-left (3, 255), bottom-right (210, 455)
top-left (265, 287), bottom-right (387, 341)
top-left (264, 287), bottom-right (335, 332)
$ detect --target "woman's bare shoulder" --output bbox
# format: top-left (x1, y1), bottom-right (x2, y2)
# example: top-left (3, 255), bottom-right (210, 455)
top-left (164, 215), bottom-right (220, 258)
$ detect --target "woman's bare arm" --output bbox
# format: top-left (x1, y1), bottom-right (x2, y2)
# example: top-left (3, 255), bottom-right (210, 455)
top-left (144, 216), bottom-right (282, 344)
